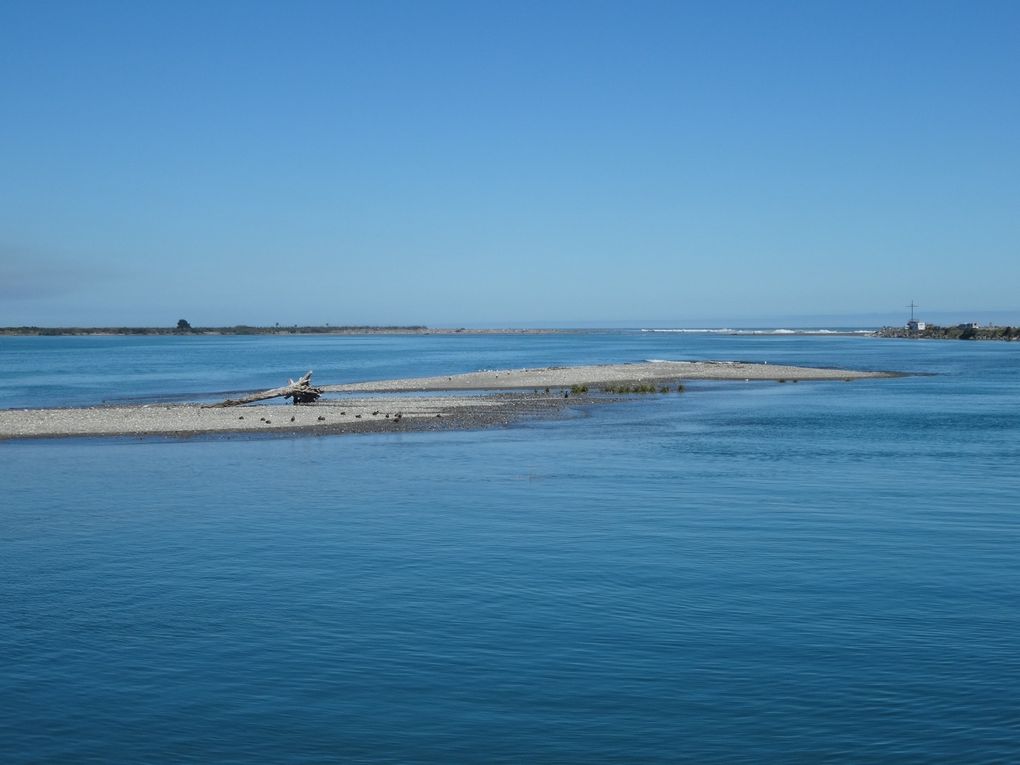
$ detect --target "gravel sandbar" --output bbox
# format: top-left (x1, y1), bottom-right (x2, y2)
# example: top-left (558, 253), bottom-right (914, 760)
top-left (324, 360), bottom-right (894, 392)
top-left (0, 361), bottom-right (897, 441)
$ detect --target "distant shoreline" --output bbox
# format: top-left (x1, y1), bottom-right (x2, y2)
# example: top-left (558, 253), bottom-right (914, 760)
top-left (0, 326), bottom-right (598, 336)
top-left (0, 325), bottom-right (875, 337)
top-left (875, 324), bottom-right (1020, 341)
top-left (7, 325), bottom-right (1015, 339)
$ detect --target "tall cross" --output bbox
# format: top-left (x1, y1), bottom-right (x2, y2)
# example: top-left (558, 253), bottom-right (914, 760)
top-left (907, 301), bottom-right (918, 321)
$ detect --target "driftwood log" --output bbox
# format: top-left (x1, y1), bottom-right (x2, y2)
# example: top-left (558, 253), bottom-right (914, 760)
top-left (204, 370), bottom-right (324, 408)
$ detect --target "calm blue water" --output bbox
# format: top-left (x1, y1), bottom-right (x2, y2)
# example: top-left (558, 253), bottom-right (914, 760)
top-left (2, 333), bottom-right (1019, 762)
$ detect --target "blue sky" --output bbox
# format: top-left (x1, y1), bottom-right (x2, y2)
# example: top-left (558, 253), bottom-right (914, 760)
top-left (2, 0), bottom-right (1018, 327)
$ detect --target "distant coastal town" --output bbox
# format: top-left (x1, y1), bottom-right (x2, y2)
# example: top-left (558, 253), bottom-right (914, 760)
top-left (876, 301), bottom-right (1019, 340)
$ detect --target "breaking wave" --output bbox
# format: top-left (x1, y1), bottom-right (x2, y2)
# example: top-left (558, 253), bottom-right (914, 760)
top-left (641, 328), bottom-right (875, 335)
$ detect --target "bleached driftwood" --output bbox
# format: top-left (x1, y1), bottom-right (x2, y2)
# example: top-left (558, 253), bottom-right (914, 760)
top-left (204, 371), bottom-right (323, 408)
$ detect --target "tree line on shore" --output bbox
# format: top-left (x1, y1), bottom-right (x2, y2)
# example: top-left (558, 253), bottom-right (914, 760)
top-left (0, 324), bottom-right (429, 336)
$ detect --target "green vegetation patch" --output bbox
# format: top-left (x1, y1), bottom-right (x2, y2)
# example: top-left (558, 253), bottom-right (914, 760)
top-left (601, 383), bottom-right (683, 394)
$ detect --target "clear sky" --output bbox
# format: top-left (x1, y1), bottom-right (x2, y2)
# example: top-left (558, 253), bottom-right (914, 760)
top-left (2, 0), bottom-right (1018, 327)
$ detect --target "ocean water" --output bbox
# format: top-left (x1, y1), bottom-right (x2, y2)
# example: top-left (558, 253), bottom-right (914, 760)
top-left (2, 332), bottom-right (1019, 763)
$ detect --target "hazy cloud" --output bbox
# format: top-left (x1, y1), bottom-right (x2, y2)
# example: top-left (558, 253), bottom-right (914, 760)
top-left (0, 244), bottom-right (122, 300)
